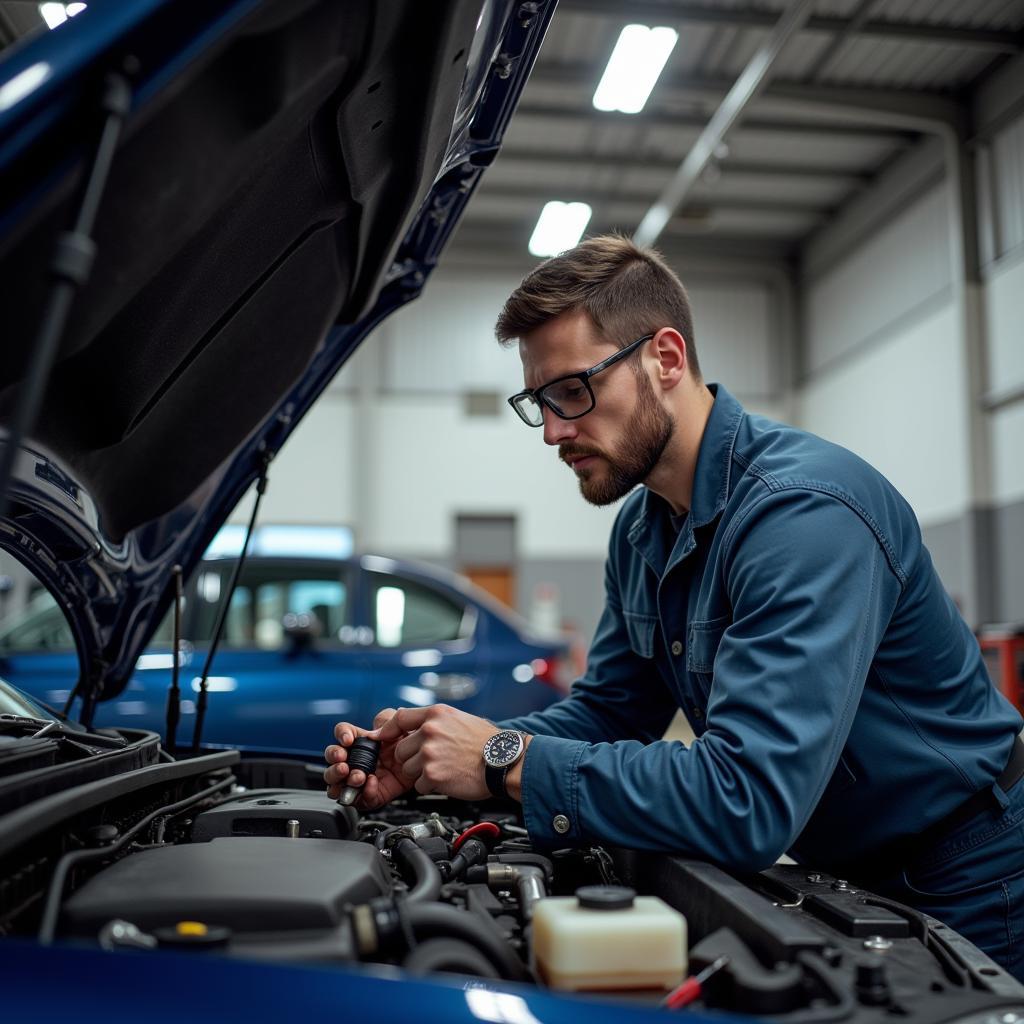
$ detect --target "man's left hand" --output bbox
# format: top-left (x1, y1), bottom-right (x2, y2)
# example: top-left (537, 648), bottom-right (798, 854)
top-left (374, 705), bottom-right (528, 800)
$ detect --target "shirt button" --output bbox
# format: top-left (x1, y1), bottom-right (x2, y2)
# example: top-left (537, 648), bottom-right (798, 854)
top-left (552, 814), bottom-right (571, 834)
top-left (671, 640), bottom-right (683, 656)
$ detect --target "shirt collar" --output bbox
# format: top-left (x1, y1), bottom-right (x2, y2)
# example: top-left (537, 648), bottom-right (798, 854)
top-left (626, 383), bottom-right (745, 566)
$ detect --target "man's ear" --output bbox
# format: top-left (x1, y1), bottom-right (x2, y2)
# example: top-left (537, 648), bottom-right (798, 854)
top-left (652, 328), bottom-right (688, 390)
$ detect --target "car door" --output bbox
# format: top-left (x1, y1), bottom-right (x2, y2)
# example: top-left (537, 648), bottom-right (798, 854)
top-left (358, 564), bottom-right (490, 720)
top-left (174, 558), bottom-right (370, 755)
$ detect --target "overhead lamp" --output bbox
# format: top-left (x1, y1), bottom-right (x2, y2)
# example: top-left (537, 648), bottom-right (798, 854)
top-left (593, 24), bottom-right (678, 114)
top-left (38, 3), bottom-right (86, 30)
top-left (528, 201), bottom-right (592, 257)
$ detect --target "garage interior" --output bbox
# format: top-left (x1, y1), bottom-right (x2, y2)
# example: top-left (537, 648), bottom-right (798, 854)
top-left (2, 0), bottom-right (1023, 673)
top-left (3, 0), bottom-right (1024, 1009)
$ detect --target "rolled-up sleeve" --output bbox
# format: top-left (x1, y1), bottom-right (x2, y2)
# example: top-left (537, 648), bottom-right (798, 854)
top-left (513, 488), bottom-right (902, 864)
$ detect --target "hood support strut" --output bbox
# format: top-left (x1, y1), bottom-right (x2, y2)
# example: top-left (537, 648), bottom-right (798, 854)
top-left (0, 70), bottom-right (133, 528)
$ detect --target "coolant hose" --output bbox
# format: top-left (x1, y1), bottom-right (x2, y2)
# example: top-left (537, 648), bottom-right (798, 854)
top-left (393, 837), bottom-right (442, 904)
top-left (405, 903), bottom-right (531, 982)
top-left (403, 937), bottom-right (501, 979)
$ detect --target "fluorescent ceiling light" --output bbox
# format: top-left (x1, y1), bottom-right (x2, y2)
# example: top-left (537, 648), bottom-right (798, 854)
top-left (593, 24), bottom-right (678, 114)
top-left (38, 3), bottom-right (85, 29)
top-left (528, 201), bottom-right (592, 257)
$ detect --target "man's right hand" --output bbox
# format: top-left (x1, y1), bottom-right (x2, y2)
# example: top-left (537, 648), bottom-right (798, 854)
top-left (323, 707), bottom-right (415, 809)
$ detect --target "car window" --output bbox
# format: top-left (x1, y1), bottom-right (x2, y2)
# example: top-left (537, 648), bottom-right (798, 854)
top-left (191, 563), bottom-right (350, 650)
top-left (0, 587), bottom-right (75, 654)
top-left (367, 571), bottom-right (466, 647)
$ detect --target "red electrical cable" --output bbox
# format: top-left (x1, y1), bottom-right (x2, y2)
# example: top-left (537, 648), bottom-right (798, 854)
top-left (662, 956), bottom-right (729, 1010)
top-left (453, 821), bottom-right (501, 852)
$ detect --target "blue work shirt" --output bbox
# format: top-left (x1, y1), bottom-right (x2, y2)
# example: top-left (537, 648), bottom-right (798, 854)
top-left (501, 384), bottom-right (1021, 873)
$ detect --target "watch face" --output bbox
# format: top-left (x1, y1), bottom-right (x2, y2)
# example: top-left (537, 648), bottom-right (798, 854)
top-left (483, 730), bottom-right (523, 768)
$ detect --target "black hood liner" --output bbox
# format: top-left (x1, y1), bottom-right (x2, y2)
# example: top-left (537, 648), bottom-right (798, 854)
top-left (0, 0), bottom-right (481, 541)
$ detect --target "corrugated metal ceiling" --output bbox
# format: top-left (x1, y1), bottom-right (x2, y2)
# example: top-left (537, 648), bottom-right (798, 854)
top-left (458, 0), bottom-right (1024, 258)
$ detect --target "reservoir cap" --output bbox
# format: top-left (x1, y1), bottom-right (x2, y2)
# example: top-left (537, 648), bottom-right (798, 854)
top-left (576, 885), bottom-right (636, 910)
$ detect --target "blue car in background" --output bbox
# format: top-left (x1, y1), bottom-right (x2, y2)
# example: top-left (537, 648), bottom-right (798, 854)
top-left (0, 530), bottom-right (569, 754)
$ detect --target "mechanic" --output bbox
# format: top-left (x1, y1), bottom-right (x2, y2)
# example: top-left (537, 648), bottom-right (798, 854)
top-left (326, 234), bottom-right (1024, 978)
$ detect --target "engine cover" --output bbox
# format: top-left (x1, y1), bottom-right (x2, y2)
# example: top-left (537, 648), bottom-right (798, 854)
top-left (63, 837), bottom-right (390, 935)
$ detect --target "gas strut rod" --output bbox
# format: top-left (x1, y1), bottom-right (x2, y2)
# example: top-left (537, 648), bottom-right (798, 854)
top-left (191, 456), bottom-right (270, 753)
top-left (164, 564), bottom-right (184, 754)
top-left (0, 70), bottom-right (133, 524)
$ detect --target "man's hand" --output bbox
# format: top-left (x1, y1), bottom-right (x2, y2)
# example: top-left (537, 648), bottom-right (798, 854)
top-left (378, 705), bottom-right (529, 800)
top-left (323, 708), bottom-right (415, 809)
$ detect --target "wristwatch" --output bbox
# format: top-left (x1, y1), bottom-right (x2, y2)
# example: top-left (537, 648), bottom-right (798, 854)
top-left (482, 730), bottom-right (526, 799)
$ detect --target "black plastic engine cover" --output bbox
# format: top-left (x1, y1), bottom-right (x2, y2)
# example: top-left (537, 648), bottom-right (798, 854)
top-left (190, 790), bottom-right (357, 841)
top-left (63, 837), bottom-right (390, 934)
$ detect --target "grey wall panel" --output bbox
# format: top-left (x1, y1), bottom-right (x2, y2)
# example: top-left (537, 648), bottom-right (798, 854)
top-left (517, 557), bottom-right (606, 652)
top-left (921, 517), bottom-right (970, 618)
top-left (994, 499), bottom-right (1024, 623)
top-left (992, 115), bottom-right (1024, 259)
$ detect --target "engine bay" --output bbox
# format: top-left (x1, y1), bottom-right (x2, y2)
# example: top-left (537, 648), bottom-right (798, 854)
top-left (3, 745), bottom-right (1024, 1022)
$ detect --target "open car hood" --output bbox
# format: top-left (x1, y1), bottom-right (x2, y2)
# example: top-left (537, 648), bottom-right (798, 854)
top-left (0, 0), bottom-right (553, 704)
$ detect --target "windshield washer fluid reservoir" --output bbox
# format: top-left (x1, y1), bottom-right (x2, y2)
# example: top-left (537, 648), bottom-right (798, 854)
top-left (532, 885), bottom-right (687, 991)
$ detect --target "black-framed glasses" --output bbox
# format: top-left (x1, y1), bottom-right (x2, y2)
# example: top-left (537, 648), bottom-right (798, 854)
top-left (508, 333), bottom-right (654, 427)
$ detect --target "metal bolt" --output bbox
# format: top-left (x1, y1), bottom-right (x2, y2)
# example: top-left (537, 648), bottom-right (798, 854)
top-left (833, 879), bottom-right (856, 892)
top-left (863, 936), bottom-right (893, 952)
top-left (286, 819), bottom-right (300, 839)
top-left (806, 873), bottom-right (823, 883)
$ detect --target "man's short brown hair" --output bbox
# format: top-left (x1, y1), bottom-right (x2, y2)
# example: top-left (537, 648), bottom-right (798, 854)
top-left (495, 234), bottom-right (700, 379)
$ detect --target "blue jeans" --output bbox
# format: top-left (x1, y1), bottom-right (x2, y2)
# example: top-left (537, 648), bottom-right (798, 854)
top-left (860, 775), bottom-right (1024, 981)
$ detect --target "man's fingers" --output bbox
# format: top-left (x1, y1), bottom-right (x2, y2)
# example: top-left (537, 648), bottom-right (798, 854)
top-left (375, 706), bottom-right (432, 742)
top-left (414, 774), bottom-right (435, 795)
top-left (372, 707), bottom-right (399, 731)
top-left (399, 751), bottom-right (424, 781)
top-left (324, 744), bottom-right (347, 764)
top-left (333, 722), bottom-right (361, 746)
top-left (393, 730), bottom-right (426, 766)
top-left (323, 761), bottom-right (350, 786)
top-left (326, 783), bottom-right (341, 800)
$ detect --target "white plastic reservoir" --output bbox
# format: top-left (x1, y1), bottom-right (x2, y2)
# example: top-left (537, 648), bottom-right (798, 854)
top-left (532, 885), bottom-right (688, 992)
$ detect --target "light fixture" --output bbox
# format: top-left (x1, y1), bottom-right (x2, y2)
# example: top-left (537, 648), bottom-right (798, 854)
top-left (528, 201), bottom-right (592, 257)
top-left (38, 3), bottom-right (86, 29)
top-left (593, 24), bottom-right (678, 114)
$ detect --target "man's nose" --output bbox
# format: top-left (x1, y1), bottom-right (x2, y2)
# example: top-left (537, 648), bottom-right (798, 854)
top-left (541, 406), bottom-right (577, 446)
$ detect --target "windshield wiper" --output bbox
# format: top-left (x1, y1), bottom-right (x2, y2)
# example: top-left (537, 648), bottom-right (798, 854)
top-left (0, 713), bottom-right (126, 749)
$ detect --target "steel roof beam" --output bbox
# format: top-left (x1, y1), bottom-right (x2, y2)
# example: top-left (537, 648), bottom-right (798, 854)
top-left (496, 149), bottom-right (871, 182)
top-left (557, 0), bottom-right (1023, 53)
top-left (530, 65), bottom-right (965, 127)
top-left (635, 0), bottom-right (819, 245)
top-left (513, 102), bottom-right (917, 142)
top-left (803, 0), bottom-right (879, 82)
top-left (476, 184), bottom-right (830, 217)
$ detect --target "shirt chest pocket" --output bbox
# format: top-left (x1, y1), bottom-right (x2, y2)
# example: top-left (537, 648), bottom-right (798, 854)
top-left (687, 616), bottom-right (730, 679)
top-left (623, 611), bottom-right (657, 659)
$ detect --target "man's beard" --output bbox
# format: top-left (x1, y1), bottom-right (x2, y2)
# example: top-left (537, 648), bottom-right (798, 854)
top-left (561, 374), bottom-right (674, 507)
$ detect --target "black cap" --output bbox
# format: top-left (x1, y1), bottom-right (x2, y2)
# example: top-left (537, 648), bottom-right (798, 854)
top-left (576, 885), bottom-right (636, 910)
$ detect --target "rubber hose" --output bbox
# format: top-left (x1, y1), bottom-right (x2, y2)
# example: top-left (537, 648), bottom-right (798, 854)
top-left (403, 937), bottom-right (501, 980)
top-left (373, 825), bottom-right (400, 851)
top-left (406, 903), bottom-right (531, 982)
top-left (394, 838), bottom-right (442, 904)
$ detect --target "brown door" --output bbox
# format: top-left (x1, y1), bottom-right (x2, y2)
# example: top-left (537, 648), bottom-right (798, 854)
top-left (464, 566), bottom-right (516, 609)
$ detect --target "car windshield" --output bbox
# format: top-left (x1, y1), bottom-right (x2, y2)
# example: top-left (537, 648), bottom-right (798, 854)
top-left (0, 676), bottom-right (59, 720)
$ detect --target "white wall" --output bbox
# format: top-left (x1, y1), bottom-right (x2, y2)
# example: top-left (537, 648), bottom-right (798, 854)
top-left (798, 302), bottom-right (968, 525)
top-left (798, 177), bottom-right (965, 526)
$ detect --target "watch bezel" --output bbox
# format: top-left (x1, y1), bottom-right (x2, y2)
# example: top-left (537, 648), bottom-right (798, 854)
top-left (482, 729), bottom-right (524, 769)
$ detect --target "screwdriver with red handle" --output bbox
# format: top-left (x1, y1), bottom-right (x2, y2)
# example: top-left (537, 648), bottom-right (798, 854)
top-left (662, 956), bottom-right (730, 1010)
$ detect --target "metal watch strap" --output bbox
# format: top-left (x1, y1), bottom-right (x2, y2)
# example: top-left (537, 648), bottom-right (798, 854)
top-left (485, 762), bottom-right (509, 799)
